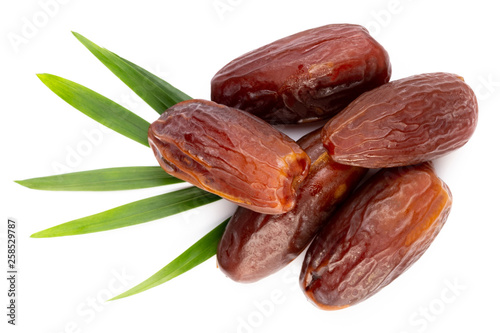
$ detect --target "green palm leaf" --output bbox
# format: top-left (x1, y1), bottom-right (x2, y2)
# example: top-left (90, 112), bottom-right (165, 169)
top-left (31, 187), bottom-right (220, 238)
top-left (37, 74), bottom-right (150, 147)
top-left (73, 32), bottom-right (191, 114)
top-left (15, 166), bottom-right (182, 191)
top-left (30, 33), bottom-right (228, 298)
top-left (111, 218), bottom-right (229, 300)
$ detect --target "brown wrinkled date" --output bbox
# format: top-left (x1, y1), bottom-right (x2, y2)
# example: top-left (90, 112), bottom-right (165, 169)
top-left (217, 129), bottom-right (366, 283)
top-left (322, 72), bottom-right (478, 168)
top-left (300, 162), bottom-right (452, 310)
top-left (141, 23), bottom-right (474, 312)
top-left (211, 24), bottom-right (391, 124)
top-left (148, 99), bottom-right (310, 214)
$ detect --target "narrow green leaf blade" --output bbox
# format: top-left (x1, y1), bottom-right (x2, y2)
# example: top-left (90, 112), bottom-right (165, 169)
top-left (15, 166), bottom-right (182, 191)
top-left (110, 218), bottom-right (229, 300)
top-left (31, 187), bottom-right (220, 237)
top-left (72, 32), bottom-right (192, 114)
top-left (37, 74), bottom-right (150, 147)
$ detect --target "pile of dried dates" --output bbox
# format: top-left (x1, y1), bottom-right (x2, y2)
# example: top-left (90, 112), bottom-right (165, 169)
top-left (148, 24), bottom-right (478, 310)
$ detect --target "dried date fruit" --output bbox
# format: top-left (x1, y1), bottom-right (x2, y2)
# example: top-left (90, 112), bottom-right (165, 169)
top-left (211, 24), bottom-right (391, 124)
top-left (148, 99), bottom-right (310, 214)
top-left (322, 72), bottom-right (478, 168)
top-left (300, 162), bottom-right (452, 310)
top-left (217, 129), bottom-right (366, 282)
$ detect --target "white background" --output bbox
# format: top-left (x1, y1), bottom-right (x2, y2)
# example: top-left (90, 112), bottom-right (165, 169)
top-left (1, 0), bottom-right (499, 332)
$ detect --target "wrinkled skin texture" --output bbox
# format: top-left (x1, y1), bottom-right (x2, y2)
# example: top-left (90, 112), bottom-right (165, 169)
top-left (300, 163), bottom-right (452, 310)
top-left (148, 99), bottom-right (310, 214)
top-left (322, 72), bottom-right (478, 168)
top-left (217, 129), bottom-right (367, 282)
top-left (211, 24), bottom-right (391, 124)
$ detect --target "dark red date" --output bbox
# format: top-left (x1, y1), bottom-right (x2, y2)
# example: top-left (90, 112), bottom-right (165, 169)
top-left (300, 162), bottom-right (452, 310)
top-left (148, 99), bottom-right (310, 214)
top-left (322, 72), bottom-right (478, 168)
top-left (211, 24), bottom-right (391, 124)
top-left (217, 129), bottom-right (366, 282)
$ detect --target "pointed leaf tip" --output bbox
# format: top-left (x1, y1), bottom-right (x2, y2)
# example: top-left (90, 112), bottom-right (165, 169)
top-left (37, 73), bottom-right (150, 147)
top-left (109, 217), bottom-right (229, 300)
top-left (14, 166), bottom-right (183, 191)
top-left (72, 32), bottom-right (191, 113)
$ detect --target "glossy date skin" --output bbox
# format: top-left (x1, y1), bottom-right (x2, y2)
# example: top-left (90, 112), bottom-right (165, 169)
top-left (300, 163), bottom-right (452, 310)
top-left (217, 129), bottom-right (367, 282)
top-left (322, 72), bottom-right (478, 168)
top-left (148, 99), bottom-right (310, 214)
top-left (211, 24), bottom-right (391, 124)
